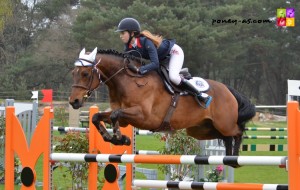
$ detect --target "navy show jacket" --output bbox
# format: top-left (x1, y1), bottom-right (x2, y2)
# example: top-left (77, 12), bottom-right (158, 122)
top-left (124, 36), bottom-right (175, 74)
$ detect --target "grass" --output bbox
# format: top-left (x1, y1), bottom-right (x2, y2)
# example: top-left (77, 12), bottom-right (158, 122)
top-left (235, 121), bottom-right (288, 184)
top-left (244, 121), bottom-right (287, 145)
top-left (235, 152), bottom-right (288, 184)
top-left (1, 121), bottom-right (288, 189)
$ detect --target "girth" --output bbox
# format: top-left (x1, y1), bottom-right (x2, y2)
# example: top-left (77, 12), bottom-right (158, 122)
top-left (150, 64), bottom-right (190, 132)
top-left (151, 92), bottom-right (180, 132)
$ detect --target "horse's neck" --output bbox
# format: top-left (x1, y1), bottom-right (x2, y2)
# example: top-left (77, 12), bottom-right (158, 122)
top-left (98, 55), bottom-right (123, 79)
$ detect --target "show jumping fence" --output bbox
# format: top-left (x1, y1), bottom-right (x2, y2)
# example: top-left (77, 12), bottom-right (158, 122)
top-left (4, 101), bottom-right (300, 190)
top-left (132, 180), bottom-right (288, 190)
top-left (53, 120), bottom-right (288, 183)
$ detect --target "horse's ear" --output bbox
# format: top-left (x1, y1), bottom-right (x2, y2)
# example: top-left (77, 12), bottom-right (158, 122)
top-left (79, 48), bottom-right (86, 58)
top-left (89, 47), bottom-right (98, 61)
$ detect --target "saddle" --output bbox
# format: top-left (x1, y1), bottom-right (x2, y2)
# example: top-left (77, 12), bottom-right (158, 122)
top-left (159, 64), bottom-right (191, 95)
top-left (158, 63), bottom-right (209, 95)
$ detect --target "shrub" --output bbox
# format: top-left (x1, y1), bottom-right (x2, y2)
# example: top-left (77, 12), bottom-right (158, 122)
top-left (54, 131), bottom-right (102, 189)
top-left (200, 165), bottom-right (224, 182)
top-left (155, 129), bottom-right (202, 181)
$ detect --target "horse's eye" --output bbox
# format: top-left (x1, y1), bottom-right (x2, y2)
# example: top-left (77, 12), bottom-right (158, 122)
top-left (82, 71), bottom-right (89, 77)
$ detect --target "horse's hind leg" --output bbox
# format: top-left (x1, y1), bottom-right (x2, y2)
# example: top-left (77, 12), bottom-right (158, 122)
top-left (233, 124), bottom-right (245, 156)
top-left (223, 136), bottom-right (233, 156)
top-left (223, 136), bottom-right (242, 168)
top-left (233, 135), bottom-right (242, 155)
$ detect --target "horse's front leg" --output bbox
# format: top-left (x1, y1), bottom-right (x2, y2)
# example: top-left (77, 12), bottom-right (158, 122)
top-left (109, 109), bottom-right (131, 146)
top-left (92, 111), bottom-right (114, 143)
top-left (109, 106), bottom-right (145, 146)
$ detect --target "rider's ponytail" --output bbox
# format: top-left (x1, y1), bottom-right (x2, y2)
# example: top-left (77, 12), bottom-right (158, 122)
top-left (140, 30), bottom-right (163, 48)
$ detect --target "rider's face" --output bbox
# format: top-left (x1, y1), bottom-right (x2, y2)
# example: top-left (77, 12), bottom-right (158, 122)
top-left (119, 31), bottom-right (133, 44)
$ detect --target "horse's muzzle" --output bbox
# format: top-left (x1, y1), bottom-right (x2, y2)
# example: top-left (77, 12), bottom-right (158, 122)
top-left (69, 99), bottom-right (82, 109)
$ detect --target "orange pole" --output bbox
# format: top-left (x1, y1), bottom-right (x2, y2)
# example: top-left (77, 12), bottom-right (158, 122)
top-left (88, 106), bottom-right (99, 190)
top-left (134, 155), bottom-right (182, 164)
top-left (288, 101), bottom-right (300, 190)
top-left (5, 107), bottom-right (15, 190)
top-left (216, 183), bottom-right (263, 190)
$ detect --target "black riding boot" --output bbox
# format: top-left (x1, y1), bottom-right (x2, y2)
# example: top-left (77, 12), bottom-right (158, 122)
top-left (179, 79), bottom-right (212, 108)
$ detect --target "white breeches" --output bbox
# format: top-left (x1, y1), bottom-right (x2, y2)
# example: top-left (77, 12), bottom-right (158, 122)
top-left (168, 44), bottom-right (184, 85)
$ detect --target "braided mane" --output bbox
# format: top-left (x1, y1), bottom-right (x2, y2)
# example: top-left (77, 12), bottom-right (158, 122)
top-left (97, 49), bottom-right (143, 63)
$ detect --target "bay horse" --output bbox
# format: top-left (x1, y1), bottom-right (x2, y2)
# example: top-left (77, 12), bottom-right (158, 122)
top-left (69, 47), bottom-right (256, 156)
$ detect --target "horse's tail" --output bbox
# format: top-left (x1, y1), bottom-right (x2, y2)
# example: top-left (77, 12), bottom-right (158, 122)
top-left (227, 86), bottom-right (256, 127)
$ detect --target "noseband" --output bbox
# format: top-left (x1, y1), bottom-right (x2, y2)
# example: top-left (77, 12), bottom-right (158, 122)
top-left (72, 58), bottom-right (102, 99)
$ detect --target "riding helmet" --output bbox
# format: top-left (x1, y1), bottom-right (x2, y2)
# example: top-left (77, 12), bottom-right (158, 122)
top-left (115, 18), bottom-right (141, 32)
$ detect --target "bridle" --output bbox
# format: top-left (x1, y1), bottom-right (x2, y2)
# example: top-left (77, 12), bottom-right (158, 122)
top-left (71, 58), bottom-right (102, 99)
top-left (71, 57), bottom-right (126, 99)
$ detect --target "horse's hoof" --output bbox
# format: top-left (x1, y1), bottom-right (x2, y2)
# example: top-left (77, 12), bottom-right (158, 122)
top-left (103, 136), bottom-right (112, 142)
top-left (229, 164), bottom-right (241, 168)
top-left (110, 136), bottom-right (122, 145)
top-left (121, 135), bottom-right (131, 146)
top-left (110, 135), bottom-right (131, 146)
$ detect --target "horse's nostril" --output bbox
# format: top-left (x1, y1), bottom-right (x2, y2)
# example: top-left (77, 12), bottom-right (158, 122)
top-left (69, 99), bottom-right (81, 109)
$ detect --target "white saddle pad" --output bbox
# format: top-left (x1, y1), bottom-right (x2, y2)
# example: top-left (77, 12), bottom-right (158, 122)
top-left (188, 77), bottom-right (209, 92)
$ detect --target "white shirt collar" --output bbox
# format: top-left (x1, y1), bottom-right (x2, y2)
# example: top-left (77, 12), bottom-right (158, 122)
top-left (131, 39), bottom-right (137, 48)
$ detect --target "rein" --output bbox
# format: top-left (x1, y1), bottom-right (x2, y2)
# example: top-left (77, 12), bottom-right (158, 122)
top-left (100, 67), bottom-right (125, 85)
top-left (101, 57), bottom-right (144, 84)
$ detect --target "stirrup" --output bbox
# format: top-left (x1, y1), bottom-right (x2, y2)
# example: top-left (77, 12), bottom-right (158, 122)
top-left (204, 96), bottom-right (212, 108)
top-left (196, 95), bottom-right (212, 109)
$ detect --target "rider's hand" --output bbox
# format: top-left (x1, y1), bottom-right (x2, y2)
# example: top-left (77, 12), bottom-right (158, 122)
top-left (127, 62), bottom-right (140, 74)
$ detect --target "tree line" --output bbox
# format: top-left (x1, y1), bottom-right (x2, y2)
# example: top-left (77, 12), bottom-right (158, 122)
top-left (0, 0), bottom-right (299, 104)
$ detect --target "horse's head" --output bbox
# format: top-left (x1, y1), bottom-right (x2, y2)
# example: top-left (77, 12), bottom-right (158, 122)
top-left (69, 48), bottom-right (101, 109)
top-left (69, 47), bottom-right (143, 109)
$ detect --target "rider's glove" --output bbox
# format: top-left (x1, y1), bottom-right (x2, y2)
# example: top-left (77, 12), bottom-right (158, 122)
top-left (127, 62), bottom-right (140, 74)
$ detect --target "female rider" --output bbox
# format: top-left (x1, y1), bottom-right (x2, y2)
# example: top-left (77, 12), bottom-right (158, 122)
top-left (115, 17), bottom-right (212, 108)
